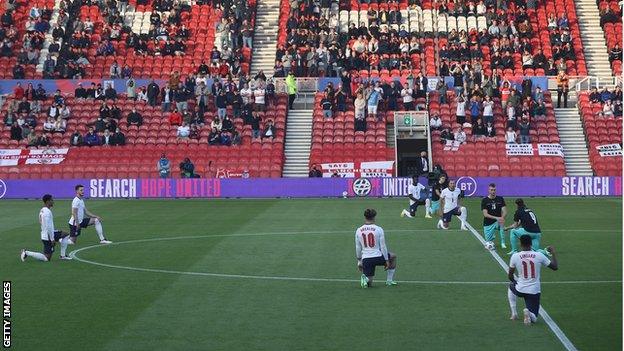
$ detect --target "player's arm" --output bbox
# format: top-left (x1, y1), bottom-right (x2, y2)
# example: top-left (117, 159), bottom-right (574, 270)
top-left (355, 232), bottom-right (362, 261)
top-left (43, 211), bottom-right (54, 243)
top-left (439, 196), bottom-right (445, 215)
top-left (545, 246), bottom-right (558, 271)
top-left (507, 266), bottom-right (516, 282)
top-left (504, 211), bottom-right (520, 230)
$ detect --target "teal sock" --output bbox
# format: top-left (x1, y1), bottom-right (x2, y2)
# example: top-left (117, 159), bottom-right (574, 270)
top-left (499, 227), bottom-right (506, 245)
top-left (510, 229), bottom-right (518, 252)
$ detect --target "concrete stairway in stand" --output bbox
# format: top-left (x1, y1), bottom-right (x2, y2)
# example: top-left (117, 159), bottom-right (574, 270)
top-left (282, 109), bottom-right (313, 177)
top-left (554, 92), bottom-right (593, 175)
top-left (576, 0), bottom-right (614, 77)
top-left (250, 0), bottom-right (280, 77)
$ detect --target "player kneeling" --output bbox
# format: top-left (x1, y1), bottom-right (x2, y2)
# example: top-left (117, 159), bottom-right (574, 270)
top-left (20, 194), bottom-right (72, 262)
top-left (437, 180), bottom-right (468, 230)
top-left (507, 235), bottom-right (558, 325)
top-left (400, 175), bottom-right (431, 219)
top-left (356, 209), bottom-right (397, 288)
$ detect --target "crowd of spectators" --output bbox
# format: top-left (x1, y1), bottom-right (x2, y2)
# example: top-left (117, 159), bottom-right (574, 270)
top-left (588, 85), bottom-right (623, 118)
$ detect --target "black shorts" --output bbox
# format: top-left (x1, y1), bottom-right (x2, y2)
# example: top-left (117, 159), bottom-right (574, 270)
top-left (69, 218), bottom-right (91, 237)
top-left (409, 200), bottom-right (426, 216)
top-left (42, 240), bottom-right (55, 256)
top-left (509, 282), bottom-right (541, 317)
top-left (362, 255), bottom-right (387, 277)
top-left (442, 207), bottom-right (461, 223)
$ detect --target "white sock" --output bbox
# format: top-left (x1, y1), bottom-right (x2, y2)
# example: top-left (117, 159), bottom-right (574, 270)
top-left (437, 219), bottom-right (443, 227)
top-left (425, 198), bottom-right (431, 215)
top-left (25, 251), bottom-right (48, 261)
top-left (386, 269), bottom-right (395, 282)
top-left (529, 311), bottom-right (537, 323)
top-left (507, 289), bottom-right (517, 316)
top-left (60, 237), bottom-right (69, 256)
top-left (94, 218), bottom-right (105, 240)
top-left (459, 206), bottom-right (468, 224)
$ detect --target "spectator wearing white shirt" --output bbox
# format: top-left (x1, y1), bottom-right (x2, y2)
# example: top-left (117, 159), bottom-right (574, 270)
top-left (430, 114), bottom-right (442, 130)
top-left (482, 95), bottom-right (494, 124)
top-left (253, 86), bottom-right (266, 112)
top-left (506, 127), bottom-right (517, 143)
top-left (602, 100), bottom-right (614, 117)
top-left (456, 95), bottom-right (466, 124)
top-left (240, 83), bottom-right (253, 107)
top-left (177, 122), bottom-right (190, 138)
top-left (454, 128), bottom-right (467, 144)
top-left (401, 87), bottom-right (414, 110)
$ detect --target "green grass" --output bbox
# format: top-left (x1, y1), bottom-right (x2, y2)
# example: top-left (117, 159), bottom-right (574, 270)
top-left (0, 197), bottom-right (621, 350)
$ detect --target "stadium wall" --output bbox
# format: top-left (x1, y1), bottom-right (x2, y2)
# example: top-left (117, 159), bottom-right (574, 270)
top-left (0, 176), bottom-right (620, 199)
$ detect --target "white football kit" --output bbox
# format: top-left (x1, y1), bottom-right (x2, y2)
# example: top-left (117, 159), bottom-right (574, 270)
top-left (408, 183), bottom-right (426, 205)
top-left (509, 251), bottom-right (551, 294)
top-left (68, 196), bottom-right (85, 225)
top-left (440, 187), bottom-right (461, 213)
top-left (40, 207), bottom-right (54, 241)
top-left (355, 224), bottom-right (388, 260)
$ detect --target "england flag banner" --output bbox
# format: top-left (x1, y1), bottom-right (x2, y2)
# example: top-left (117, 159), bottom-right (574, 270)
top-left (597, 144), bottom-right (622, 157)
top-left (0, 148), bottom-right (69, 166)
top-left (506, 143), bottom-right (534, 156)
top-left (443, 140), bottom-right (461, 151)
top-left (320, 161), bottom-right (394, 178)
top-left (538, 143), bottom-right (565, 157)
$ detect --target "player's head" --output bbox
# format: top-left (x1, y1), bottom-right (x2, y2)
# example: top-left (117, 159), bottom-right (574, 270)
top-left (448, 179), bottom-right (456, 190)
top-left (438, 174), bottom-right (446, 184)
top-left (75, 184), bottom-right (84, 197)
top-left (42, 194), bottom-right (53, 207)
top-left (515, 198), bottom-right (525, 208)
top-left (412, 175), bottom-right (419, 184)
top-left (488, 183), bottom-right (496, 197)
top-left (519, 234), bottom-right (532, 250)
top-left (364, 208), bottom-right (377, 222)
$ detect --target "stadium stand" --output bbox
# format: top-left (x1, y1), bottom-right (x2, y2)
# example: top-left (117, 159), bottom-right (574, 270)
top-left (274, 0), bottom-right (587, 78)
top-left (4, 0), bottom-right (257, 80)
top-left (429, 79), bottom-right (566, 177)
top-left (577, 86), bottom-right (623, 176)
top-left (0, 80), bottom-right (287, 178)
top-left (598, 0), bottom-right (623, 75)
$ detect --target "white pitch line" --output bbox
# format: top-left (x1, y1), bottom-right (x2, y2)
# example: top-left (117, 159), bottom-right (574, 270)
top-left (463, 222), bottom-right (579, 351)
top-left (69, 233), bottom-right (621, 288)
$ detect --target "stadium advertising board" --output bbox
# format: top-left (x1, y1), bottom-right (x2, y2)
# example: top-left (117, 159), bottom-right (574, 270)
top-left (0, 177), bottom-right (620, 199)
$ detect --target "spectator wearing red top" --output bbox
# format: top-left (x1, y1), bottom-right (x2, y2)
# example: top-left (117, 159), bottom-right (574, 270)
top-left (13, 83), bottom-right (24, 100)
top-left (168, 108), bottom-right (182, 125)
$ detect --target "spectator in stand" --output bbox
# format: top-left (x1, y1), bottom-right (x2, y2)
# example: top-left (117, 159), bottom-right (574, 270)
top-left (215, 90), bottom-right (228, 119)
top-left (355, 113), bottom-right (367, 132)
top-left (104, 84), bottom-right (117, 100)
top-left (211, 117), bottom-right (223, 132)
top-left (601, 100), bottom-right (615, 117)
top-left (600, 87), bottom-right (613, 103)
top-left (367, 86), bottom-right (382, 121)
top-left (111, 128), bottom-right (125, 146)
top-left (157, 154), bottom-right (171, 178)
top-left (472, 119), bottom-right (486, 140)
top-left (286, 72), bottom-right (297, 109)
top-left (454, 128), bottom-right (467, 144)
top-left (415, 151), bottom-right (429, 176)
top-left (440, 127), bottom-right (454, 143)
top-left (101, 129), bottom-right (114, 146)
top-left (614, 100), bottom-right (623, 118)
top-left (110, 60), bottom-right (121, 78)
top-left (354, 92), bottom-right (366, 120)
top-left (613, 86), bottom-right (623, 102)
top-left (168, 108), bottom-right (182, 126)
top-left (336, 86), bottom-right (347, 112)
top-left (126, 78), bottom-right (136, 100)
top-left (485, 122), bottom-right (496, 138)
top-left (482, 95), bottom-right (494, 124)
top-left (208, 127), bottom-right (221, 145)
top-left (309, 165), bottom-right (322, 177)
top-left (609, 44), bottom-right (622, 63)
top-left (127, 108), bottom-right (143, 126)
top-left (84, 127), bottom-right (100, 147)
top-left (253, 85), bottom-right (266, 112)
top-left (556, 71), bottom-right (569, 108)
top-left (179, 158), bottom-right (196, 178)
top-left (532, 99), bottom-right (547, 120)
top-left (430, 114), bottom-right (442, 130)
top-left (320, 92), bottom-right (333, 118)
top-left (147, 80), bottom-right (160, 107)
top-left (437, 80), bottom-right (448, 104)
top-left (401, 85), bottom-right (414, 110)
top-left (39, 133), bottom-right (51, 147)
top-left (69, 130), bottom-right (82, 146)
top-left (10, 122), bottom-right (22, 141)
top-left (518, 119), bottom-right (531, 144)
top-left (456, 95), bottom-right (466, 124)
top-left (262, 120), bottom-right (276, 139)
top-left (251, 112), bottom-right (261, 138)
top-left (265, 79), bottom-right (276, 107)
top-left (506, 102), bottom-right (517, 129)
top-left (469, 97), bottom-right (481, 125)
top-left (177, 122), bottom-right (191, 139)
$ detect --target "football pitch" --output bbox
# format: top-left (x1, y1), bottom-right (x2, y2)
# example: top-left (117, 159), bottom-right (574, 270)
top-left (1, 197), bottom-right (621, 351)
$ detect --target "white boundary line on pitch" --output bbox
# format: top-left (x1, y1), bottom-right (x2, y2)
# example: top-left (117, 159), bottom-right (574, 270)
top-left (463, 221), bottom-right (579, 351)
top-left (68, 232), bottom-right (621, 287)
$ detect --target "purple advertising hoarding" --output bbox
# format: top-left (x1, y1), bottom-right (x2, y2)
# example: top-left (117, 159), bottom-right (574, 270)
top-left (0, 177), bottom-right (621, 199)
